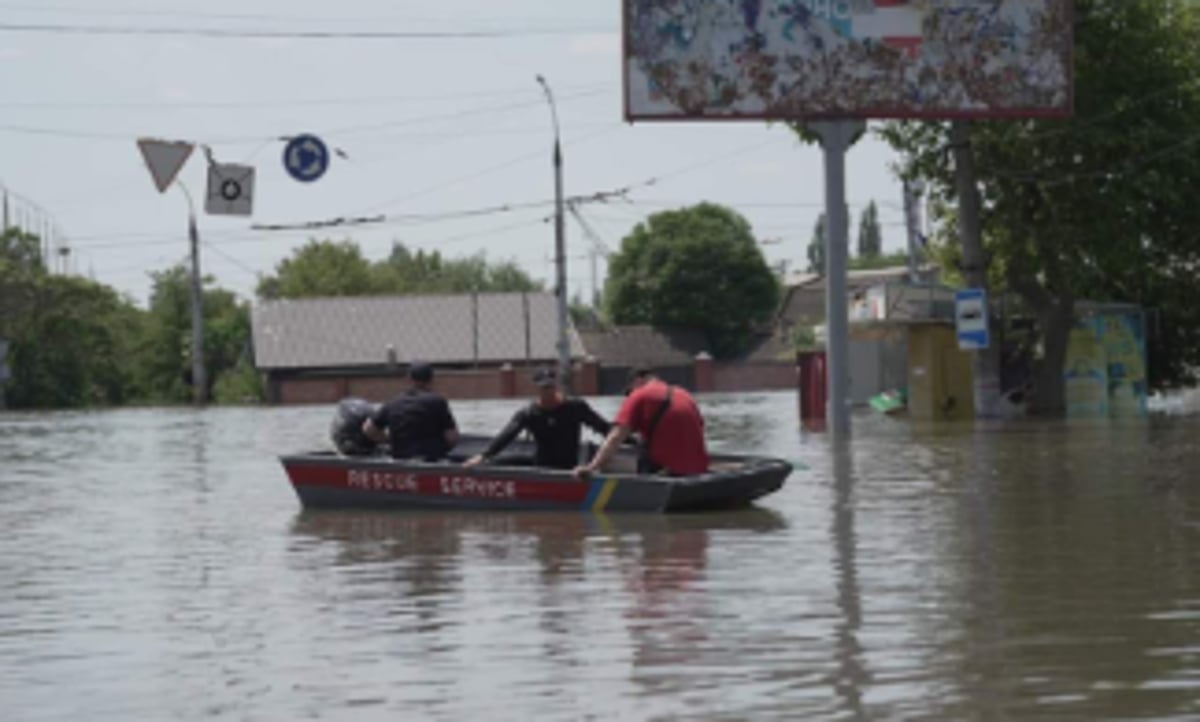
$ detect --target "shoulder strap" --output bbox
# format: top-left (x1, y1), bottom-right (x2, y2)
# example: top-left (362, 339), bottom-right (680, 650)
top-left (643, 385), bottom-right (674, 451)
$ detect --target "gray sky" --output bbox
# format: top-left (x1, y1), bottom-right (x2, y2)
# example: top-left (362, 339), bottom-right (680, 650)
top-left (0, 0), bottom-right (905, 306)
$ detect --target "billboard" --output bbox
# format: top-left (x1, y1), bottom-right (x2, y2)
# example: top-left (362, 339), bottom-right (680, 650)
top-left (624, 0), bottom-right (1073, 120)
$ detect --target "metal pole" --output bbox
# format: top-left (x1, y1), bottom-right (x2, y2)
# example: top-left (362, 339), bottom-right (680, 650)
top-left (809, 120), bottom-right (863, 439)
top-left (903, 179), bottom-right (922, 284)
top-left (179, 182), bottom-right (207, 405)
top-left (523, 291), bottom-right (532, 365)
top-left (537, 74), bottom-right (572, 393)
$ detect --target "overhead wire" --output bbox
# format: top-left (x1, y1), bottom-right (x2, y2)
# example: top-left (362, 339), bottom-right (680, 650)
top-left (0, 87), bottom-right (614, 146)
top-left (0, 82), bottom-right (613, 110)
top-left (0, 2), bottom-right (604, 28)
top-left (0, 22), bottom-right (608, 40)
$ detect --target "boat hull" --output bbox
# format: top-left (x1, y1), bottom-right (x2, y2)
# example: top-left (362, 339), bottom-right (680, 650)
top-left (280, 449), bottom-right (791, 513)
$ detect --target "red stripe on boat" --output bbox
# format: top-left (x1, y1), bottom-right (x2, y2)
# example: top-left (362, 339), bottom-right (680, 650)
top-left (286, 464), bottom-right (591, 505)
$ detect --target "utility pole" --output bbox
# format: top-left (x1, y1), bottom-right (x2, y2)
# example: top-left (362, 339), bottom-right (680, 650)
top-left (537, 74), bottom-right (572, 392)
top-left (181, 184), bottom-right (207, 405)
top-left (951, 121), bottom-right (1002, 418)
top-left (903, 178), bottom-right (925, 283)
top-left (567, 203), bottom-right (609, 309)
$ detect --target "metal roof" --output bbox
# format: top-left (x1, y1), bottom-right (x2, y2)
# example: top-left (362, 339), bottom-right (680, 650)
top-left (578, 325), bottom-right (709, 367)
top-left (252, 292), bottom-right (585, 370)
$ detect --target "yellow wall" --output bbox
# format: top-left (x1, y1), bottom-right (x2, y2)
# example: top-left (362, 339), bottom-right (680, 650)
top-left (908, 325), bottom-right (975, 422)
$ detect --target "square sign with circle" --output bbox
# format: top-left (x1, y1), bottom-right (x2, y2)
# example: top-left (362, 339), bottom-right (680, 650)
top-left (205, 163), bottom-right (255, 217)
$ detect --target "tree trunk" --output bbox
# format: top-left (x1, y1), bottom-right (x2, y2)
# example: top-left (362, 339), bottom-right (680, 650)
top-left (951, 121), bottom-right (1006, 418)
top-left (1034, 297), bottom-right (1075, 416)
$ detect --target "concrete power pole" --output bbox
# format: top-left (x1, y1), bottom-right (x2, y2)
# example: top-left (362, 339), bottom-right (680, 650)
top-left (187, 209), bottom-right (207, 405)
top-left (537, 75), bottom-right (572, 392)
top-left (903, 178), bottom-right (925, 284)
top-left (951, 121), bottom-right (1003, 418)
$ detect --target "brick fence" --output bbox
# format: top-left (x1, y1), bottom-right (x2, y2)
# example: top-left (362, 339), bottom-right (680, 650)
top-left (269, 355), bottom-right (796, 404)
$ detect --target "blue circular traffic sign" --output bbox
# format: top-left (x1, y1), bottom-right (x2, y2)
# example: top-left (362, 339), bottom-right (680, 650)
top-left (283, 134), bottom-right (329, 183)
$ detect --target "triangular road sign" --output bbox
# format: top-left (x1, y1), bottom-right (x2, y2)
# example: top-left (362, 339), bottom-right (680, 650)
top-left (137, 138), bottom-right (194, 193)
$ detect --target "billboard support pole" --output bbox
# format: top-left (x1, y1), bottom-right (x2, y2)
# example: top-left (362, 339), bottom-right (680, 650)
top-left (809, 120), bottom-right (864, 439)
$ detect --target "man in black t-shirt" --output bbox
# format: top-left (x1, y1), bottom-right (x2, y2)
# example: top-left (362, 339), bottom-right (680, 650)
top-left (464, 367), bottom-right (611, 470)
top-left (363, 361), bottom-right (459, 461)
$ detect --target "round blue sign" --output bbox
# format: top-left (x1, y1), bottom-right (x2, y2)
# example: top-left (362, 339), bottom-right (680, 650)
top-left (283, 134), bottom-right (329, 183)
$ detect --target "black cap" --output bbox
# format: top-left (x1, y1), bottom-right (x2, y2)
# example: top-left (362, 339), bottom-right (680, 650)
top-left (408, 361), bottom-right (433, 383)
top-left (532, 366), bottom-right (558, 387)
top-left (625, 365), bottom-right (652, 394)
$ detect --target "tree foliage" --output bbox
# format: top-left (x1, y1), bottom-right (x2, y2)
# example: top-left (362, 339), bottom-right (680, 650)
top-left (257, 239), bottom-right (542, 300)
top-left (141, 265), bottom-right (255, 404)
top-left (880, 0), bottom-right (1200, 399)
top-left (807, 213), bottom-right (826, 273)
top-left (604, 203), bottom-right (780, 358)
top-left (857, 201), bottom-right (882, 258)
top-left (256, 239), bottom-right (373, 300)
top-left (2, 228), bottom-right (149, 407)
top-left (0, 228), bottom-right (262, 410)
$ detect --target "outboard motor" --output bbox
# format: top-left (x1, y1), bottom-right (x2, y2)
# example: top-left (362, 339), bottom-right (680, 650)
top-left (330, 397), bottom-right (383, 456)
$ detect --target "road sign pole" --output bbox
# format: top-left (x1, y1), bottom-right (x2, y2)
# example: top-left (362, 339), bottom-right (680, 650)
top-left (179, 182), bottom-right (207, 406)
top-left (810, 120), bottom-right (864, 439)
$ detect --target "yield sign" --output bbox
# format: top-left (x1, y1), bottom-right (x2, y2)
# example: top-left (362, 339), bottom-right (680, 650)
top-left (137, 138), bottom-right (194, 193)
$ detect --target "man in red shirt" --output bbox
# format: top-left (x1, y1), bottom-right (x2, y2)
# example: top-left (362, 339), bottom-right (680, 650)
top-left (573, 367), bottom-right (710, 478)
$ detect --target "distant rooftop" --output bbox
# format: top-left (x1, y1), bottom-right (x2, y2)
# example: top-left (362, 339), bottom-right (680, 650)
top-left (252, 292), bottom-right (584, 370)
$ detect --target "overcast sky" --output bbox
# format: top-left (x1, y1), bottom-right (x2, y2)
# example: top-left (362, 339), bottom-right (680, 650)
top-left (0, 0), bottom-right (907, 306)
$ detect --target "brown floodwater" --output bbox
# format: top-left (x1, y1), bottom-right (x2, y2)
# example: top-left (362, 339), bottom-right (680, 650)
top-left (1, 393), bottom-right (1197, 721)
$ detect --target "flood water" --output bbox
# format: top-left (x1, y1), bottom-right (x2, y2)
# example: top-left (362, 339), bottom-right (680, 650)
top-left (1, 392), bottom-right (1198, 721)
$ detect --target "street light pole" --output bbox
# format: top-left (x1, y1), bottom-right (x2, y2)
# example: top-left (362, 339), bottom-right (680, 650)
top-left (537, 74), bottom-right (572, 392)
top-left (178, 181), bottom-right (207, 406)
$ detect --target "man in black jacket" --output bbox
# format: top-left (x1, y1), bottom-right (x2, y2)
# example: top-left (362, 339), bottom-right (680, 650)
top-left (464, 367), bottom-right (611, 470)
top-left (363, 361), bottom-right (459, 461)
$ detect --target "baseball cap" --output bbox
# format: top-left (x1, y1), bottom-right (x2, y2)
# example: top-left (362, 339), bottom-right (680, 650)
top-left (532, 366), bottom-right (557, 387)
top-left (408, 361), bottom-right (434, 383)
top-left (624, 365), bottom-right (652, 395)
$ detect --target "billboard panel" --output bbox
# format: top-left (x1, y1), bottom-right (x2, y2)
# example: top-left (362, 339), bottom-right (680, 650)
top-left (624, 0), bottom-right (1073, 120)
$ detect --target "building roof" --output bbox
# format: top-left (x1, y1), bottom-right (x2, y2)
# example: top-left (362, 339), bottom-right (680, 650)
top-left (578, 325), bottom-right (709, 367)
top-left (778, 265), bottom-right (937, 326)
top-left (252, 292), bottom-right (585, 370)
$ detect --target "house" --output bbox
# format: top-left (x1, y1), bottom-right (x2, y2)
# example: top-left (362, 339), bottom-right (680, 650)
top-left (252, 292), bottom-right (586, 404)
top-left (577, 325), bottom-right (709, 392)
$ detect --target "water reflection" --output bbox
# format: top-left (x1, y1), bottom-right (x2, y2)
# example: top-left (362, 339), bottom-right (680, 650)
top-left (828, 442), bottom-right (867, 720)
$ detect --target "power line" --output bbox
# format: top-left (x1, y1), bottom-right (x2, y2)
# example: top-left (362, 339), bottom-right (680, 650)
top-left (201, 241), bottom-right (260, 279)
top-left (0, 88), bottom-right (613, 145)
top-left (354, 123), bottom-right (624, 215)
top-left (0, 22), bottom-right (608, 40)
top-left (0, 83), bottom-right (613, 111)
top-left (0, 3), bottom-right (604, 28)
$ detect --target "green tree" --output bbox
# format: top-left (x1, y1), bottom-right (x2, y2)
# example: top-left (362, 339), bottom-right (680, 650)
top-left (257, 239), bottom-right (374, 299)
top-left (259, 239), bottom-right (542, 299)
top-left (6, 280), bottom-right (147, 408)
top-left (604, 203), bottom-right (780, 358)
top-left (857, 201), bottom-right (882, 258)
top-left (0, 228), bottom-right (44, 342)
top-left (807, 213), bottom-right (826, 273)
top-left (142, 265), bottom-right (256, 403)
top-left (881, 0), bottom-right (1200, 410)
top-left (849, 251), bottom-right (908, 271)
top-left (371, 242), bottom-right (541, 294)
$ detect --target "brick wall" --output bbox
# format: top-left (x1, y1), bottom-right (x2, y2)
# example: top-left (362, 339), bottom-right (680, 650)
top-left (712, 361), bottom-right (798, 393)
top-left (271, 360), bottom-right (601, 405)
